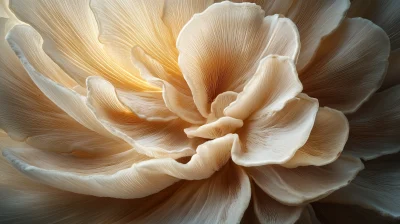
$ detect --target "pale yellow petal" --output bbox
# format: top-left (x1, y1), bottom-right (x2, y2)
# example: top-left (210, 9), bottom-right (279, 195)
top-left (9, 0), bottom-right (152, 90)
top-left (90, 0), bottom-right (184, 82)
top-left (0, 18), bottom-right (128, 155)
top-left (86, 76), bottom-right (196, 159)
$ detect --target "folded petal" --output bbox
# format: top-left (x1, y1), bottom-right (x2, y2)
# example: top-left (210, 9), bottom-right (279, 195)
top-left (208, 91), bottom-right (238, 122)
top-left (90, 0), bottom-right (185, 83)
top-left (1, 141), bottom-right (250, 223)
top-left (300, 18), bottom-right (390, 113)
top-left (232, 94), bottom-right (318, 167)
top-left (185, 117), bottom-right (243, 139)
top-left (177, 2), bottom-right (300, 116)
top-left (6, 24), bottom-right (119, 139)
top-left (87, 76), bottom-right (197, 158)
top-left (0, 18), bottom-right (128, 155)
top-left (131, 46), bottom-right (204, 124)
top-left (349, 0), bottom-right (400, 50)
top-left (344, 85), bottom-right (400, 160)
top-left (225, 55), bottom-right (302, 121)
top-left (6, 25), bottom-right (76, 87)
top-left (382, 49), bottom-right (400, 89)
top-left (252, 184), bottom-right (303, 224)
top-left (116, 90), bottom-right (178, 122)
top-left (9, 0), bottom-right (152, 90)
top-left (286, 0), bottom-right (350, 71)
top-left (321, 152), bottom-right (400, 218)
top-left (246, 155), bottom-right (364, 205)
top-left (3, 134), bottom-right (237, 199)
top-left (283, 107), bottom-right (349, 168)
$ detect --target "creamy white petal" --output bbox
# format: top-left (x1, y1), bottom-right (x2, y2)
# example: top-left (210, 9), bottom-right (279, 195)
top-left (3, 134), bottom-right (237, 199)
top-left (246, 155), bottom-right (364, 205)
top-left (116, 90), bottom-right (178, 122)
top-left (252, 185), bottom-right (303, 224)
top-left (6, 25), bottom-right (76, 87)
top-left (6, 24), bottom-right (118, 139)
top-left (382, 49), bottom-right (400, 89)
top-left (177, 2), bottom-right (300, 116)
top-left (86, 76), bottom-right (197, 159)
top-left (131, 46), bottom-right (204, 124)
top-left (163, 0), bottom-right (214, 40)
top-left (208, 91), bottom-right (238, 122)
top-left (90, 0), bottom-right (185, 83)
top-left (322, 152), bottom-right (400, 218)
top-left (232, 94), bottom-right (318, 167)
top-left (225, 55), bottom-right (302, 121)
top-left (344, 85), bottom-right (400, 160)
top-left (0, 18), bottom-right (128, 155)
top-left (185, 117), bottom-right (243, 139)
top-left (283, 107), bottom-right (349, 168)
top-left (300, 18), bottom-right (390, 113)
top-left (9, 0), bottom-right (152, 90)
top-left (349, 0), bottom-right (400, 50)
top-left (286, 0), bottom-right (350, 71)
top-left (220, 0), bottom-right (294, 15)
top-left (0, 157), bottom-right (250, 224)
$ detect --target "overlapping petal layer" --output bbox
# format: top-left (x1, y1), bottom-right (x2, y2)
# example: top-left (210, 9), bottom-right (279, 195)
top-left (177, 2), bottom-right (300, 116)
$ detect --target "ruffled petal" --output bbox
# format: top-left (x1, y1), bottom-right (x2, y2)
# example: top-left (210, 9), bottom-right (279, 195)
top-left (0, 143), bottom-right (250, 223)
top-left (90, 0), bottom-right (185, 83)
top-left (177, 1), bottom-right (300, 116)
top-left (225, 55), bottom-right (302, 121)
top-left (246, 155), bottom-right (364, 205)
top-left (283, 107), bottom-right (349, 168)
top-left (9, 0), bottom-right (152, 90)
top-left (322, 152), bottom-right (400, 218)
top-left (253, 184), bottom-right (303, 224)
top-left (208, 91), bottom-right (238, 122)
top-left (286, 0), bottom-right (350, 71)
top-left (300, 18), bottom-right (390, 113)
top-left (185, 117), bottom-right (243, 139)
top-left (131, 46), bottom-right (204, 124)
top-left (6, 24), bottom-right (119, 139)
top-left (349, 0), bottom-right (400, 50)
top-left (344, 85), bottom-right (400, 160)
top-left (0, 18), bottom-right (128, 155)
top-left (86, 76), bottom-right (196, 158)
top-left (116, 90), bottom-right (178, 122)
top-left (232, 94), bottom-right (318, 167)
top-left (3, 134), bottom-right (238, 199)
